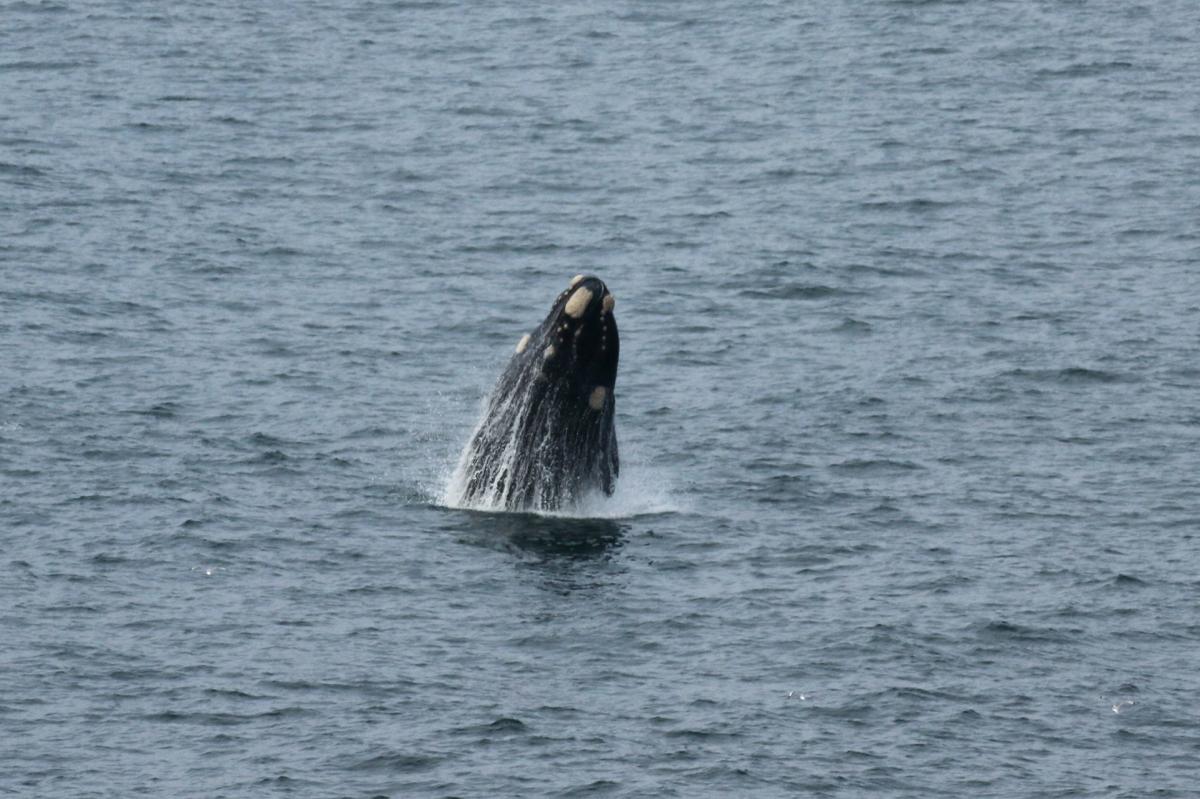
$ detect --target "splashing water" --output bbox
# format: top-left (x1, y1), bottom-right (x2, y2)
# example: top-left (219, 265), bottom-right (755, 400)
top-left (440, 392), bottom-right (677, 519)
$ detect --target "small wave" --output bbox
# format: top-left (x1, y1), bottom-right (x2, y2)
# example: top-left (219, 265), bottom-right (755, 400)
top-left (144, 707), bottom-right (310, 725)
top-left (246, 432), bottom-right (291, 448)
top-left (0, 162), bottom-right (46, 177)
top-left (223, 155), bottom-right (297, 166)
top-left (386, 166), bottom-right (431, 183)
top-left (351, 752), bottom-right (441, 772)
top-left (832, 317), bottom-right (872, 335)
top-left (1035, 61), bottom-right (1135, 79)
top-left (1000, 367), bottom-right (1133, 385)
top-left (123, 121), bottom-right (185, 133)
top-left (0, 60), bottom-right (86, 72)
top-left (451, 717), bottom-right (528, 736)
top-left (450, 104), bottom-right (520, 117)
top-left (6, 1), bottom-right (70, 12)
top-left (975, 620), bottom-right (1073, 643)
top-left (858, 198), bottom-right (955, 213)
top-left (130, 402), bottom-right (180, 418)
top-left (258, 245), bottom-right (308, 259)
top-left (456, 240), bottom-right (562, 254)
top-left (739, 284), bottom-right (845, 301)
top-left (559, 780), bottom-right (622, 797)
top-left (828, 459), bottom-right (923, 473)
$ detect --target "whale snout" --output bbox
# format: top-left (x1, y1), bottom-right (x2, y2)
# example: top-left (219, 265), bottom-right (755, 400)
top-left (545, 275), bottom-right (619, 393)
top-left (563, 275), bottom-right (614, 320)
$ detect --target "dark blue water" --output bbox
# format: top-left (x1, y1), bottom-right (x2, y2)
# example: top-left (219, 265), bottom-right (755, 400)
top-left (3, 1), bottom-right (1199, 796)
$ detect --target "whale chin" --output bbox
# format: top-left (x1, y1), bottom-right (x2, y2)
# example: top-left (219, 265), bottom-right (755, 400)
top-left (449, 275), bottom-right (619, 512)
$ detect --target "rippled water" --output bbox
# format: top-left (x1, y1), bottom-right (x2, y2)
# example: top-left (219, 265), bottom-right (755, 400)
top-left (3, 1), bottom-right (1199, 796)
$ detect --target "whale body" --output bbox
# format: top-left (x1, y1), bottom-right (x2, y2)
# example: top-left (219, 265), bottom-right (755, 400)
top-left (450, 275), bottom-right (619, 512)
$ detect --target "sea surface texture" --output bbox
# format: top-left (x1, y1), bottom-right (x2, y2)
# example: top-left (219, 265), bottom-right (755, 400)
top-left (3, 1), bottom-right (1199, 797)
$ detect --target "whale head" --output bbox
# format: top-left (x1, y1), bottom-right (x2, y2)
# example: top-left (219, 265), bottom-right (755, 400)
top-left (535, 274), bottom-right (619, 411)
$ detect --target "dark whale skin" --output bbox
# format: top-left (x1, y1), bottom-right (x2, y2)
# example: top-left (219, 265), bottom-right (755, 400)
top-left (453, 275), bottom-right (619, 512)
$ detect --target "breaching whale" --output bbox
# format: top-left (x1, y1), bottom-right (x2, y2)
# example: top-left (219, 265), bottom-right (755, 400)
top-left (449, 275), bottom-right (619, 512)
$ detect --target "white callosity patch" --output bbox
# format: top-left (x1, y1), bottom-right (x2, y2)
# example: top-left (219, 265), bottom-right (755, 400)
top-left (515, 334), bottom-right (530, 354)
top-left (589, 385), bottom-right (607, 410)
top-left (564, 287), bottom-right (593, 319)
top-left (543, 344), bottom-right (555, 359)
top-left (570, 274), bottom-right (586, 287)
top-left (603, 294), bottom-right (615, 314)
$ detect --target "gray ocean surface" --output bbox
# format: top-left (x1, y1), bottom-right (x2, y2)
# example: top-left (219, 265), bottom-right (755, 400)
top-left (3, 1), bottom-right (1200, 796)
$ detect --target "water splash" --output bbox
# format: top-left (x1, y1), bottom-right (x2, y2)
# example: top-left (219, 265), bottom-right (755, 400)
top-left (440, 393), bottom-right (677, 519)
top-left (440, 348), bottom-right (617, 512)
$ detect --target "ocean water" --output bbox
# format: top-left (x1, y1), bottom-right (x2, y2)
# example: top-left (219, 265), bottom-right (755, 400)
top-left (3, 0), bottom-right (1199, 796)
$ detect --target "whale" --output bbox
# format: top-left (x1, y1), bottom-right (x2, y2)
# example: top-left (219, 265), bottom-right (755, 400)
top-left (450, 275), bottom-right (619, 512)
